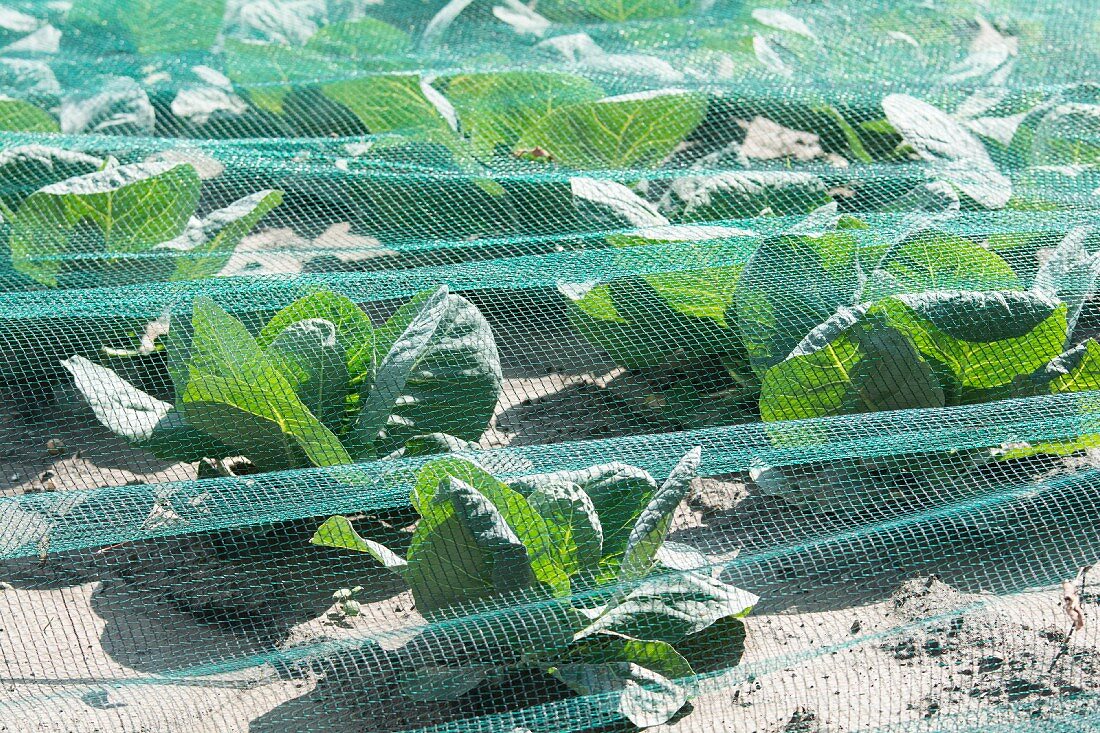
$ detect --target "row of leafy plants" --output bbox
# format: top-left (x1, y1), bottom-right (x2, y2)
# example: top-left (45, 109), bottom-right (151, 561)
top-left (308, 448), bottom-right (756, 728)
top-left (59, 283), bottom-right (755, 726)
top-left (56, 218), bottom-right (1100, 720)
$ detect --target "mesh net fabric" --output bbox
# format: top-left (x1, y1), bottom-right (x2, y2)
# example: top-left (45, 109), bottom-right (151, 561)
top-left (1, 0), bottom-right (1100, 731)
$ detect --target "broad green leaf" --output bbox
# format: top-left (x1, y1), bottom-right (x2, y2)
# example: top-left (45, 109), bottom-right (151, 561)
top-left (185, 296), bottom-right (267, 382)
top-left (181, 298), bottom-right (351, 469)
top-left (225, 39), bottom-right (349, 115)
top-left (321, 75), bottom-right (454, 139)
top-left (67, 0), bottom-right (224, 53)
top-left (1027, 103), bottom-right (1100, 166)
top-left (435, 476), bottom-right (536, 595)
top-left (0, 98), bottom-right (57, 132)
top-left (411, 459), bottom-right (570, 602)
top-left (886, 291), bottom-right (1068, 391)
top-left (620, 448), bottom-right (701, 580)
top-left (525, 479), bottom-right (603, 577)
top-left (257, 291), bottom-right (375, 381)
top-left (562, 225), bottom-right (750, 369)
top-left (514, 90), bottom-right (706, 169)
top-left (661, 172), bottom-right (831, 221)
top-left (995, 341), bottom-right (1100, 459)
top-left (883, 94), bottom-right (1010, 209)
top-left (264, 319), bottom-right (350, 432)
top-left (352, 286), bottom-right (501, 456)
top-left (304, 18), bottom-right (412, 60)
top-left (310, 515), bottom-right (408, 574)
top-left (181, 372), bottom-right (349, 470)
top-left (444, 72), bottom-right (603, 157)
top-left (553, 663), bottom-right (686, 728)
top-left (759, 305), bottom-right (946, 422)
top-left (61, 355), bottom-right (230, 462)
top-left (372, 288), bottom-right (436, 364)
top-left (564, 633), bottom-right (692, 680)
top-left (579, 571), bottom-right (758, 644)
top-left (1048, 340), bottom-right (1100, 394)
top-left (734, 230), bottom-right (862, 376)
top-left (162, 189), bottom-right (283, 281)
top-left (512, 463), bottom-right (658, 571)
top-left (9, 161), bottom-right (201, 287)
top-left (862, 231), bottom-right (1020, 301)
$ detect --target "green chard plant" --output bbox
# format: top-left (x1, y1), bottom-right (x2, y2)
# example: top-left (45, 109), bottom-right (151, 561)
top-left (746, 223), bottom-right (1100, 509)
top-left (311, 448), bottom-right (757, 728)
top-left (4, 159), bottom-right (281, 288)
top-left (63, 287), bottom-right (503, 472)
top-left (560, 209), bottom-right (1100, 509)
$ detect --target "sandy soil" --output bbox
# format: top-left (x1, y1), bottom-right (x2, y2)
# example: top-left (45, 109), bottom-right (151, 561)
top-left (0, 575), bottom-right (1095, 733)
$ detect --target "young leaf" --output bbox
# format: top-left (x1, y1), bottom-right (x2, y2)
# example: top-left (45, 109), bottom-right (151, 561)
top-left (734, 230), bottom-right (862, 375)
top-left (181, 371), bottom-right (350, 470)
top-left (310, 515), bottom-right (408, 575)
top-left (552, 662), bottom-right (687, 728)
top-left (514, 90), bottom-right (706, 169)
top-left (525, 479), bottom-right (604, 577)
top-left (619, 448), bottom-right (701, 580)
top-left (578, 571), bottom-right (758, 644)
top-left (512, 463), bottom-right (659, 570)
top-left (9, 161), bottom-right (201, 286)
top-left (264, 318), bottom-right (350, 432)
top-left (411, 458), bottom-right (570, 602)
top-left (435, 476), bottom-right (536, 597)
top-left (257, 290), bottom-right (375, 380)
top-left (352, 286), bottom-right (502, 456)
top-left (181, 298), bottom-right (351, 469)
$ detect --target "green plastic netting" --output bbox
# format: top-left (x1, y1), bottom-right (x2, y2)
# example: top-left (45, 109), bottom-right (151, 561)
top-left (0, 0), bottom-right (1099, 731)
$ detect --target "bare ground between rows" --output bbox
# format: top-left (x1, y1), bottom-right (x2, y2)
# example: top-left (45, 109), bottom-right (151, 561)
top-left (0, 576), bottom-right (1096, 733)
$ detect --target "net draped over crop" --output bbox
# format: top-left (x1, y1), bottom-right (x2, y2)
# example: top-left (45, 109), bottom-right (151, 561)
top-left (0, 0), bottom-right (1098, 731)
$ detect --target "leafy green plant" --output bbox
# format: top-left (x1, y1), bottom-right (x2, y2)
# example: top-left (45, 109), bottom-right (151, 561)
top-left (748, 225), bottom-right (1100, 509)
top-left (311, 448), bottom-right (756, 727)
top-left (5, 159), bottom-right (281, 288)
top-left (63, 287), bottom-right (502, 471)
top-left (755, 226), bottom-right (1100, 422)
